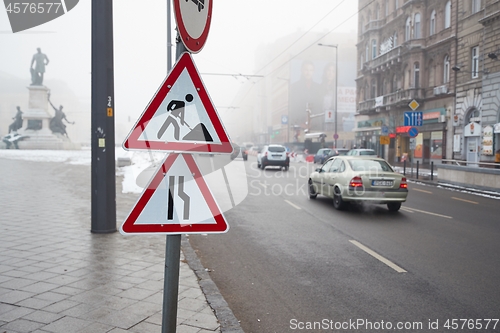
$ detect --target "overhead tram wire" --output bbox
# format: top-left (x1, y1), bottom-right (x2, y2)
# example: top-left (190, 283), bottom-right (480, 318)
top-left (233, 0), bottom-right (375, 106)
top-left (254, 0), bottom-right (346, 75)
top-left (260, 0), bottom-right (376, 81)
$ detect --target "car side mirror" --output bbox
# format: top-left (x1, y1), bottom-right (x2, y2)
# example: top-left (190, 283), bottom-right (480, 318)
top-left (315, 168), bottom-right (322, 173)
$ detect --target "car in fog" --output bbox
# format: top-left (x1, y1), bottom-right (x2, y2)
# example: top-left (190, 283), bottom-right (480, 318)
top-left (230, 143), bottom-right (248, 161)
top-left (314, 148), bottom-right (333, 164)
top-left (257, 144), bottom-right (289, 170)
top-left (308, 156), bottom-right (408, 211)
top-left (346, 148), bottom-right (377, 156)
top-left (326, 148), bottom-right (350, 158)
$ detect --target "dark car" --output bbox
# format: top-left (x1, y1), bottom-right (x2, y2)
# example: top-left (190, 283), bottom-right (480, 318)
top-left (314, 148), bottom-right (333, 164)
top-left (230, 143), bottom-right (248, 160)
top-left (326, 148), bottom-right (350, 159)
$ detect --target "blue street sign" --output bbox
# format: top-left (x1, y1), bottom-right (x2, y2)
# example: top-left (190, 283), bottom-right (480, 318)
top-left (404, 112), bottom-right (423, 126)
top-left (408, 127), bottom-right (419, 138)
top-left (381, 125), bottom-right (389, 136)
top-left (281, 115), bottom-right (288, 125)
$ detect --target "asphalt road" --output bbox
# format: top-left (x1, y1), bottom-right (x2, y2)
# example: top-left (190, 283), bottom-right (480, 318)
top-left (189, 156), bottom-right (500, 333)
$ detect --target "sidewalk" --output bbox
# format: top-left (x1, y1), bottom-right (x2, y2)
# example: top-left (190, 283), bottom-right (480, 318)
top-left (0, 158), bottom-right (242, 333)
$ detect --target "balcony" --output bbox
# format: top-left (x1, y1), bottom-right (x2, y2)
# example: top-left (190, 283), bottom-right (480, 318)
top-left (370, 46), bottom-right (403, 70)
top-left (363, 19), bottom-right (386, 32)
top-left (357, 88), bottom-right (426, 114)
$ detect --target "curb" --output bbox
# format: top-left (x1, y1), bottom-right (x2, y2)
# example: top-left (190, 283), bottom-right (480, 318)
top-left (181, 235), bottom-right (245, 333)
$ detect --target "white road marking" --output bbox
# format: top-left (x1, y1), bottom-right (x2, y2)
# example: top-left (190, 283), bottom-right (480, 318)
top-left (401, 207), bottom-right (415, 213)
top-left (349, 240), bottom-right (407, 273)
top-left (413, 188), bottom-right (433, 194)
top-left (284, 200), bottom-right (301, 210)
top-left (452, 197), bottom-right (478, 205)
top-left (403, 207), bottom-right (452, 219)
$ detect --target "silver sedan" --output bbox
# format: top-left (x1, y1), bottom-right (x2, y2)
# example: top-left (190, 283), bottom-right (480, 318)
top-left (308, 156), bottom-right (408, 211)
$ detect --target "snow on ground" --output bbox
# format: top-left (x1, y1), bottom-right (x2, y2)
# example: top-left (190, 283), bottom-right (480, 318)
top-left (0, 147), bottom-right (163, 194)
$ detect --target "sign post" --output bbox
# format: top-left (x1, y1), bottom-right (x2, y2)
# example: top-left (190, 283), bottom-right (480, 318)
top-left (121, 2), bottom-right (228, 332)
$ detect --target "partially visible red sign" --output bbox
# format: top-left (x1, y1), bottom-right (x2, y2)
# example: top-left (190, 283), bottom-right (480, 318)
top-left (396, 126), bottom-right (412, 133)
top-left (174, 0), bottom-right (212, 53)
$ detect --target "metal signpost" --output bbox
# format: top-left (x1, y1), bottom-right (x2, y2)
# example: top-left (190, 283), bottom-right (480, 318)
top-left (406, 100), bottom-right (421, 177)
top-left (121, 2), bottom-right (230, 333)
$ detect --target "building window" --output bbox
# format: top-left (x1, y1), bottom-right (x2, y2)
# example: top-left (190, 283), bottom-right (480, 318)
top-left (393, 31), bottom-right (398, 46)
top-left (405, 17), bottom-right (411, 41)
top-left (385, 0), bottom-right (389, 17)
top-left (443, 55), bottom-right (450, 83)
top-left (430, 10), bottom-right (436, 35)
top-left (366, 44), bottom-right (369, 63)
top-left (414, 62), bottom-right (420, 88)
top-left (375, 3), bottom-right (380, 20)
top-left (392, 74), bottom-right (398, 92)
top-left (372, 39), bottom-right (377, 59)
top-left (360, 55), bottom-right (364, 69)
top-left (414, 13), bottom-right (421, 38)
top-left (445, 1), bottom-right (451, 28)
top-left (472, 46), bottom-right (479, 78)
top-left (472, 0), bottom-right (481, 14)
top-left (395, 0), bottom-right (398, 11)
top-left (365, 83), bottom-right (369, 100)
top-left (371, 79), bottom-right (377, 99)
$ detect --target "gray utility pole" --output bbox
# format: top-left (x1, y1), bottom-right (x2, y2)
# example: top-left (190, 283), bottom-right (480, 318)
top-left (91, 0), bottom-right (116, 233)
top-left (318, 43), bottom-right (339, 148)
top-left (161, 2), bottom-right (184, 331)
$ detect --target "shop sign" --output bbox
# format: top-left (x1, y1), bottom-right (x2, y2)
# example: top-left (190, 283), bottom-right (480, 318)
top-left (464, 122), bottom-right (481, 137)
top-left (396, 126), bottom-right (412, 133)
top-left (423, 111), bottom-right (441, 120)
top-left (481, 125), bottom-right (494, 156)
top-left (494, 123), bottom-right (500, 134)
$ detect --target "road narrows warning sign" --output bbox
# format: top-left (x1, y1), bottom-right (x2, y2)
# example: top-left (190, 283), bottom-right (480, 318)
top-left (123, 52), bottom-right (232, 154)
top-left (120, 153), bottom-right (229, 235)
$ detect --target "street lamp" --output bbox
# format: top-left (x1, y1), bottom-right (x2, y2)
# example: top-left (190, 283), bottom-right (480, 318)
top-left (318, 43), bottom-right (338, 148)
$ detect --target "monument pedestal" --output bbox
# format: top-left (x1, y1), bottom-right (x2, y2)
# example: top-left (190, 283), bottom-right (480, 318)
top-left (16, 85), bottom-right (80, 150)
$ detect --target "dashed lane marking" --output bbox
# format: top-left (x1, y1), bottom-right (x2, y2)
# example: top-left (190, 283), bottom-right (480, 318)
top-left (284, 200), bottom-right (301, 210)
top-left (349, 240), bottom-right (407, 273)
top-left (402, 207), bottom-right (452, 219)
top-left (451, 197), bottom-right (478, 205)
top-left (412, 188), bottom-right (433, 194)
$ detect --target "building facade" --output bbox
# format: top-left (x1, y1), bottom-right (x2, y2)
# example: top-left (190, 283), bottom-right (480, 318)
top-left (453, 0), bottom-right (500, 165)
top-left (356, 0), bottom-right (456, 164)
top-left (356, 0), bottom-right (500, 165)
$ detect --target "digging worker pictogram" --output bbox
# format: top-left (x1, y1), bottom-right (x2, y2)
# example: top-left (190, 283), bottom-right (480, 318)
top-left (157, 94), bottom-right (193, 140)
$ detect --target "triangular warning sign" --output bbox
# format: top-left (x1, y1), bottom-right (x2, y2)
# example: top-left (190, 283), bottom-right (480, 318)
top-left (120, 153), bottom-right (229, 235)
top-left (123, 52), bottom-right (232, 154)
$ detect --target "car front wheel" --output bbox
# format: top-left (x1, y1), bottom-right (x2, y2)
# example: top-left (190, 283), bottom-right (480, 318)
top-left (308, 179), bottom-right (317, 199)
top-left (387, 202), bottom-right (401, 212)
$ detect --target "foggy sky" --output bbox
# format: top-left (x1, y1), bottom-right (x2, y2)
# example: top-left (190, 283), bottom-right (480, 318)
top-left (0, 0), bottom-right (358, 142)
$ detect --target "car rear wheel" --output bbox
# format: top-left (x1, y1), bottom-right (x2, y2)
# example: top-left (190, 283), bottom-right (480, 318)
top-left (387, 202), bottom-right (401, 212)
top-left (308, 179), bottom-right (317, 199)
top-left (333, 187), bottom-right (347, 210)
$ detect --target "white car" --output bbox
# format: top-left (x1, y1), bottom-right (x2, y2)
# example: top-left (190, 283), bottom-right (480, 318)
top-left (308, 156), bottom-right (408, 211)
top-left (257, 144), bottom-right (290, 170)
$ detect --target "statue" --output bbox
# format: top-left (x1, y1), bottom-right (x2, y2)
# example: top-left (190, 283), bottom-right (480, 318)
top-left (48, 94), bottom-right (74, 137)
top-left (8, 106), bottom-right (23, 133)
top-left (30, 48), bottom-right (49, 85)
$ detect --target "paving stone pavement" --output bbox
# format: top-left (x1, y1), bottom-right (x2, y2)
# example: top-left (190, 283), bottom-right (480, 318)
top-left (0, 157), bottom-right (242, 333)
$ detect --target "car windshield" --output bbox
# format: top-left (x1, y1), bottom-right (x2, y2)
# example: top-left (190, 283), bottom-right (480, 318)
top-left (268, 146), bottom-right (286, 152)
top-left (360, 150), bottom-right (376, 155)
top-left (349, 159), bottom-right (393, 172)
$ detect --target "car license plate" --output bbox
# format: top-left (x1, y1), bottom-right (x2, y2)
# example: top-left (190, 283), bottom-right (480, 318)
top-left (372, 180), bottom-right (393, 186)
